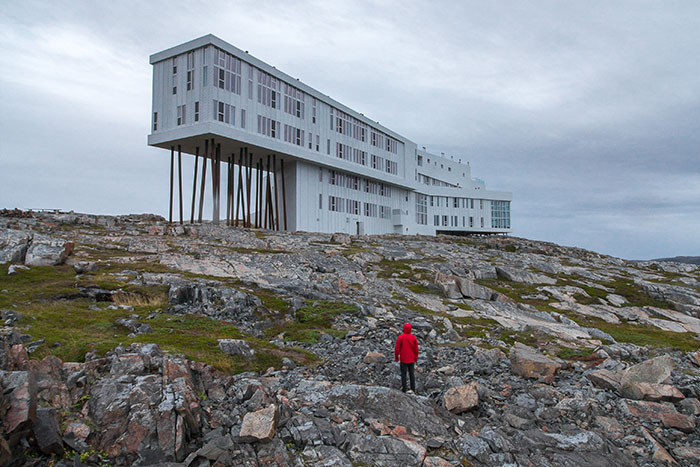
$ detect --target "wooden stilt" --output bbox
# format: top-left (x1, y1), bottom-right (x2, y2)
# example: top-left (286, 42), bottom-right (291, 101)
top-left (198, 139), bottom-right (208, 223)
top-left (191, 147), bottom-right (199, 224)
top-left (178, 145), bottom-right (183, 225)
top-left (245, 148), bottom-right (253, 228)
top-left (281, 159), bottom-right (288, 231)
top-left (255, 161), bottom-right (260, 228)
top-left (212, 142), bottom-right (220, 225)
top-left (235, 149), bottom-right (243, 227)
top-left (169, 146), bottom-right (174, 224)
top-left (267, 155), bottom-right (274, 229)
top-left (273, 154), bottom-right (280, 231)
top-left (264, 155), bottom-right (270, 229)
top-left (226, 155), bottom-right (232, 226)
top-left (239, 149), bottom-right (246, 227)
top-left (258, 158), bottom-right (264, 228)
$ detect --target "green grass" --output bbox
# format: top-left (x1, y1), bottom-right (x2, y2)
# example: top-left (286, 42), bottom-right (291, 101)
top-left (374, 259), bottom-right (423, 279)
top-left (265, 299), bottom-right (360, 344)
top-left (406, 283), bottom-right (442, 295)
top-left (556, 347), bottom-right (596, 360)
top-left (0, 262), bottom-right (313, 374)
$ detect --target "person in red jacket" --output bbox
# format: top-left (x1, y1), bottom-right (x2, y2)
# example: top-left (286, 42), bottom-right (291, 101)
top-left (394, 322), bottom-right (419, 393)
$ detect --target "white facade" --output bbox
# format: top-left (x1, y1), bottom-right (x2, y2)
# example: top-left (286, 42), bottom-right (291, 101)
top-left (148, 35), bottom-right (511, 235)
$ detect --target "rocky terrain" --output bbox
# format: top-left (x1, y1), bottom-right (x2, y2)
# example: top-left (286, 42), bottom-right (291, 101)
top-left (1, 209), bottom-right (699, 466)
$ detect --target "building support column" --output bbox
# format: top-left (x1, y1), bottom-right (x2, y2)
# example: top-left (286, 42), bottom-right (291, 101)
top-left (212, 141), bottom-right (220, 225)
top-left (198, 139), bottom-right (208, 223)
top-left (226, 155), bottom-right (233, 226)
top-left (178, 145), bottom-right (183, 225)
top-left (281, 159), bottom-right (287, 231)
top-left (246, 149), bottom-right (252, 228)
top-left (190, 146), bottom-right (199, 224)
top-left (273, 154), bottom-right (280, 231)
top-left (169, 146), bottom-right (174, 224)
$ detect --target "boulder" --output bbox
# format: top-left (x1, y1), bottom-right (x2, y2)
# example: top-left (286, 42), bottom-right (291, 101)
top-left (73, 261), bottom-right (98, 274)
top-left (363, 351), bottom-right (387, 364)
top-left (7, 264), bottom-right (29, 275)
top-left (620, 355), bottom-right (674, 399)
top-left (509, 343), bottom-right (562, 382)
top-left (24, 234), bottom-right (74, 266)
top-left (0, 230), bottom-right (31, 264)
top-left (640, 427), bottom-right (679, 466)
top-left (330, 233), bottom-right (351, 245)
top-left (217, 339), bottom-right (255, 360)
top-left (620, 382), bottom-right (684, 402)
top-left (1, 370), bottom-right (37, 438)
top-left (239, 404), bottom-right (278, 442)
top-left (623, 400), bottom-right (696, 432)
top-left (586, 369), bottom-right (622, 392)
top-left (455, 277), bottom-right (493, 300)
top-left (34, 407), bottom-right (64, 455)
top-left (690, 350), bottom-right (700, 367)
top-left (115, 319), bottom-right (153, 336)
top-left (672, 446), bottom-right (700, 464)
top-left (443, 382), bottom-right (479, 413)
top-left (496, 266), bottom-right (557, 285)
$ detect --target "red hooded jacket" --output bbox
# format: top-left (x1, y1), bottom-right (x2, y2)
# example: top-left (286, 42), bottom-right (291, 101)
top-left (394, 323), bottom-right (419, 363)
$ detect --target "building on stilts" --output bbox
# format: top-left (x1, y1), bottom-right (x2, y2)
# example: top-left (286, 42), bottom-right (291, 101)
top-left (148, 35), bottom-right (512, 235)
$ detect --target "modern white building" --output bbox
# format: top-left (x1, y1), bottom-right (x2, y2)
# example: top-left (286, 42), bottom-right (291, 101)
top-left (148, 34), bottom-right (511, 236)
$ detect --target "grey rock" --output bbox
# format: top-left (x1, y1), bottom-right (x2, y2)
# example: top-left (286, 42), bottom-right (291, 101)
top-left (0, 229), bottom-right (31, 264)
top-left (24, 233), bottom-right (74, 266)
top-left (34, 407), bottom-right (64, 455)
top-left (218, 339), bottom-right (255, 359)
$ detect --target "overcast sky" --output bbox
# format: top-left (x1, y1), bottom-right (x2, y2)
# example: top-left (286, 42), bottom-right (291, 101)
top-left (1, 1), bottom-right (699, 260)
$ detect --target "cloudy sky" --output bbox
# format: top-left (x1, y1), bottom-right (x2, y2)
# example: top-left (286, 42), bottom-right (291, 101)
top-left (1, 1), bottom-right (699, 260)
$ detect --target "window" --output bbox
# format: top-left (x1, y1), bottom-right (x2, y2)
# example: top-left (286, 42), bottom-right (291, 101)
top-left (308, 132), bottom-right (312, 149)
top-left (213, 100), bottom-right (234, 125)
top-left (194, 102), bottom-right (199, 122)
top-left (152, 112), bottom-right (157, 131)
top-left (452, 216), bottom-right (458, 226)
top-left (284, 83), bottom-right (305, 118)
top-left (453, 197), bottom-right (459, 208)
top-left (329, 195), bottom-right (343, 212)
top-left (480, 200), bottom-right (484, 210)
top-left (434, 215), bottom-right (439, 226)
top-left (241, 109), bottom-right (245, 128)
top-left (312, 99), bottom-right (317, 124)
top-left (481, 217), bottom-right (484, 228)
top-left (415, 194), bottom-right (427, 225)
top-left (202, 65), bottom-right (208, 87)
top-left (327, 139), bottom-right (330, 155)
top-left (346, 199), bottom-right (359, 215)
top-left (213, 47), bottom-right (242, 94)
top-left (442, 215), bottom-right (448, 227)
top-left (177, 105), bottom-right (185, 125)
top-left (429, 196), bottom-right (433, 207)
top-left (186, 70), bottom-right (193, 91)
top-left (248, 65), bottom-right (253, 99)
top-left (319, 167), bottom-right (323, 182)
top-left (256, 115), bottom-right (279, 138)
top-left (172, 74), bottom-right (177, 95)
top-left (257, 70), bottom-right (278, 108)
top-left (491, 200), bottom-right (511, 229)
top-left (316, 135), bottom-right (320, 152)
top-left (417, 155), bottom-right (423, 166)
top-left (319, 194), bottom-right (322, 209)
top-left (469, 216), bottom-right (474, 228)
top-left (470, 199), bottom-right (474, 209)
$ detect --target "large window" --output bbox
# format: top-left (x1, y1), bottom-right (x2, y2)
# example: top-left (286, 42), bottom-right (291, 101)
top-left (177, 105), bottom-right (185, 125)
top-left (213, 100), bottom-right (234, 125)
top-left (257, 70), bottom-right (278, 108)
top-left (415, 194), bottom-right (427, 225)
top-left (213, 47), bottom-right (242, 94)
top-left (284, 83), bottom-right (305, 118)
top-left (491, 200), bottom-right (511, 229)
top-left (257, 115), bottom-right (279, 138)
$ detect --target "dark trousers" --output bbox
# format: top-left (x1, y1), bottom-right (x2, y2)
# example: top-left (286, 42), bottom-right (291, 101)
top-left (400, 362), bottom-right (415, 392)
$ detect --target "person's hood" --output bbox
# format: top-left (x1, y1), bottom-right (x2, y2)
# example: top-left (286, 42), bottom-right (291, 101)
top-left (403, 323), bottom-right (412, 334)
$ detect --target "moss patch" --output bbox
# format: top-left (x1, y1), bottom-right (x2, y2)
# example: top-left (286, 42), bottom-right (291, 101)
top-left (266, 300), bottom-right (360, 344)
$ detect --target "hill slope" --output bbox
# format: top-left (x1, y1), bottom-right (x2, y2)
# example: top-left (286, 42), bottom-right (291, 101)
top-left (1, 210), bottom-right (699, 466)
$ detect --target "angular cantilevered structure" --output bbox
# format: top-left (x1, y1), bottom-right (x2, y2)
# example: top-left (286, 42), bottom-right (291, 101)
top-left (148, 34), bottom-right (511, 235)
